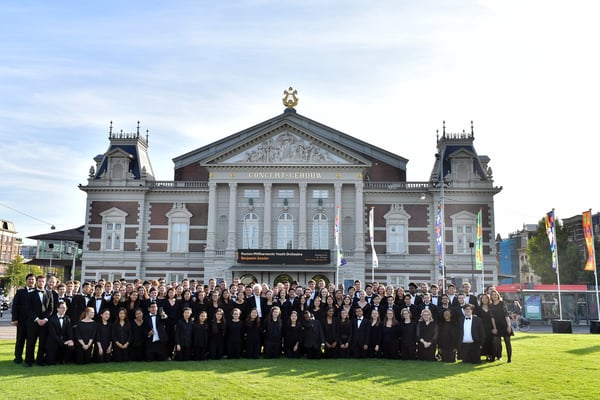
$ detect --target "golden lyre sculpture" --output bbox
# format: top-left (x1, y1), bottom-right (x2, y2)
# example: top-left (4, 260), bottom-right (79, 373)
top-left (282, 87), bottom-right (299, 108)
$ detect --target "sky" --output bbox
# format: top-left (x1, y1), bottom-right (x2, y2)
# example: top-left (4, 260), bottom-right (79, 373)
top-left (1, 0), bottom-right (599, 245)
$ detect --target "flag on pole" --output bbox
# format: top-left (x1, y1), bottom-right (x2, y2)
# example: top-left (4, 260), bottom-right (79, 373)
top-left (545, 210), bottom-right (558, 270)
top-left (475, 209), bottom-right (483, 271)
top-left (369, 207), bottom-right (379, 269)
top-left (335, 207), bottom-right (346, 267)
top-left (583, 210), bottom-right (596, 272)
top-left (435, 204), bottom-right (443, 273)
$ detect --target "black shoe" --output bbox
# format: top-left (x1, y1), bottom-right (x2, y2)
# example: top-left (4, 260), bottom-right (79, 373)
top-left (24, 363), bottom-right (32, 368)
top-left (13, 359), bottom-right (23, 365)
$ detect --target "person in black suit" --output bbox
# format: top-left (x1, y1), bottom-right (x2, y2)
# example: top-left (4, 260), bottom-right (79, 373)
top-left (246, 284), bottom-right (267, 321)
top-left (25, 275), bottom-right (54, 367)
top-left (459, 304), bottom-right (485, 364)
top-left (351, 307), bottom-right (370, 358)
top-left (462, 282), bottom-right (478, 306)
top-left (46, 302), bottom-right (74, 365)
top-left (88, 284), bottom-right (108, 322)
top-left (11, 273), bottom-right (36, 364)
top-left (446, 284), bottom-right (459, 308)
top-left (416, 293), bottom-right (438, 321)
top-left (144, 302), bottom-right (169, 361)
top-left (281, 289), bottom-right (300, 322)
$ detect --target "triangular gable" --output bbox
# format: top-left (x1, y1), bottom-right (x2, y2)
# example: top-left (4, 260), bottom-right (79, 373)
top-left (173, 111), bottom-right (407, 171)
top-left (204, 121), bottom-right (368, 166)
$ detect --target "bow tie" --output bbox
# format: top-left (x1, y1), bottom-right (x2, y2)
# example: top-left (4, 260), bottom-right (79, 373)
top-left (37, 289), bottom-right (44, 293)
top-left (58, 317), bottom-right (64, 320)
top-left (465, 317), bottom-right (471, 320)
top-left (357, 318), bottom-right (362, 321)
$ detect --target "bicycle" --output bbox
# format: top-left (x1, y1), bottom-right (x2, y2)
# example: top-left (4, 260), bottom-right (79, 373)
top-left (510, 313), bottom-right (530, 332)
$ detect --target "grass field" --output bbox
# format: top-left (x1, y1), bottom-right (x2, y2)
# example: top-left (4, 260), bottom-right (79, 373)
top-left (0, 333), bottom-right (598, 399)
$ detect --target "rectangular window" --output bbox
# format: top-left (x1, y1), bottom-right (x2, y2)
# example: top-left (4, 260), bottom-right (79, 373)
top-left (312, 189), bottom-right (329, 199)
top-left (387, 224), bottom-right (406, 253)
top-left (170, 223), bottom-right (189, 252)
top-left (455, 225), bottom-right (474, 254)
top-left (105, 223), bottom-right (123, 250)
top-left (244, 189), bottom-right (260, 198)
top-left (278, 189), bottom-right (294, 198)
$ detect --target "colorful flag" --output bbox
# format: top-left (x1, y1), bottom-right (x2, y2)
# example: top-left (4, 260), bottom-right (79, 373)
top-left (545, 210), bottom-right (558, 270)
top-left (435, 204), bottom-right (443, 272)
top-left (369, 207), bottom-right (379, 269)
top-left (583, 211), bottom-right (596, 272)
top-left (475, 209), bottom-right (483, 271)
top-left (335, 207), bottom-right (346, 267)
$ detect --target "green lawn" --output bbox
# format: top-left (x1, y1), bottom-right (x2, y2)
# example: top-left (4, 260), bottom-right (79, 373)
top-left (0, 334), bottom-right (598, 399)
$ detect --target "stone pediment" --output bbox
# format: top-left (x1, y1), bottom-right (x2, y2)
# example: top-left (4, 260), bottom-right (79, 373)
top-left (208, 125), bottom-right (366, 166)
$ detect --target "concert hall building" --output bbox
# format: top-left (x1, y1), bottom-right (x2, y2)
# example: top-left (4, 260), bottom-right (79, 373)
top-left (79, 91), bottom-right (502, 291)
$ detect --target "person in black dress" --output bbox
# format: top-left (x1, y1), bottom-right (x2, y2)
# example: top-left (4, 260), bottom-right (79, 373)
top-left (476, 293), bottom-right (495, 361)
top-left (437, 309), bottom-right (460, 363)
top-left (337, 308), bottom-right (353, 358)
top-left (399, 308), bottom-right (417, 360)
top-left (162, 287), bottom-right (180, 359)
top-left (417, 309), bottom-right (438, 361)
top-left (111, 307), bottom-right (131, 362)
top-left (368, 309), bottom-right (383, 358)
top-left (192, 311), bottom-right (209, 361)
top-left (301, 310), bottom-right (325, 359)
top-left (129, 308), bottom-right (147, 361)
top-left (381, 308), bottom-right (400, 359)
top-left (321, 306), bottom-right (339, 358)
top-left (244, 308), bottom-right (261, 359)
top-left (95, 309), bottom-right (112, 362)
top-left (209, 308), bottom-right (226, 360)
top-left (226, 308), bottom-right (244, 359)
top-left (263, 306), bottom-right (283, 359)
top-left (75, 307), bottom-right (97, 364)
top-left (282, 311), bottom-right (302, 358)
top-left (174, 307), bottom-right (194, 361)
top-left (490, 290), bottom-right (513, 363)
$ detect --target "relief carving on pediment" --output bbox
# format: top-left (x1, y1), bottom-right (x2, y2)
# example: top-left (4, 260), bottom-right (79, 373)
top-left (240, 132), bottom-right (341, 164)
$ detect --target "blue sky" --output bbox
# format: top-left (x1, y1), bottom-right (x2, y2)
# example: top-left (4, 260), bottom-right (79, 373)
top-left (1, 0), bottom-right (599, 244)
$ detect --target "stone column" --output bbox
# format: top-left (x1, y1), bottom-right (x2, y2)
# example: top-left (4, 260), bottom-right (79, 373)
top-left (205, 182), bottom-right (217, 250)
top-left (227, 182), bottom-right (237, 250)
top-left (298, 182), bottom-right (307, 248)
top-left (263, 183), bottom-right (272, 248)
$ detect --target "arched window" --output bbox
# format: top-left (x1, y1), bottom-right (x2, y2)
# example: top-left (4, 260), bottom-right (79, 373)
top-left (311, 213), bottom-right (329, 249)
top-left (242, 213), bottom-right (260, 248)
top-left (100, 207), bottom-right (127, 251)
top-left (166, 203), bottom-right (192, 253)
top-left (277, 213), bottom-right (294, 249)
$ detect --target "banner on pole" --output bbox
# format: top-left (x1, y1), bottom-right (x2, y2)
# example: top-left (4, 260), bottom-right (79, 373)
top-left (369, 207), bottom-right (379, 269)
top-left (583, 210), bottom-right (596, 272)
top-left (475, 209), bottom-right (483, 271)
top-left (545, 210), bottom-right (558, 270)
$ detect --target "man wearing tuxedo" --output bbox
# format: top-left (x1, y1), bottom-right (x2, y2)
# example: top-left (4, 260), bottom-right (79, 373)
top-left (351, 307), bottom-right (371, 358)
top-left (11, 273), bottom-right (36, 364)
top-left (46, 302), bottom-right (74, 365)
top-left (144, 302), bottom-right (168, 361)
top-left (25, 275), bottom-right (54, 367)
top-left (88, 284), bottom-right (108, 322)
top-left (446, 283), bottom-right (459, 307)
top-left (246, 284), bottom-right (267, 320)
top-left (430, 284), bottom-right (441, 306)
top-left (417, 293), bottom-right (438, 320)
top-left (459, 304), bottom-right (485, 364)
top-left (462, 282), bottom-right (478, 306)
top-left (281, 288), bottom-right (299, 322)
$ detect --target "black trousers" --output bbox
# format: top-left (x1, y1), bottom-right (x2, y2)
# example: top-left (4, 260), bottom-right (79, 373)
top-left (460, 342), bottom-right (481, 364)
top-left (25, 321), bottom-right (48, 365)
top-left (14, 321), bottom-right (28, 362)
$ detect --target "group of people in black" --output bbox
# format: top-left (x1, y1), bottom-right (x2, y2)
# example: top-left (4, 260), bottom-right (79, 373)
top-left (11, 274), bottom-right (514, 366)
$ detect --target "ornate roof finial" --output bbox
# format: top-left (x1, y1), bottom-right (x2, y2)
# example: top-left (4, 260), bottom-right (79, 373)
top-left (137, 121), bottom-right (140, 136)
top-left (146, 129), bottom-right (149, 144)
top-left (109, 121), bottom-right (113, 137)
top-left (282, 86), bottom-right (299, 109)
top-left (442, 120), bottom-right (446, 137)
top-left (471, 120), bottom-right (474, 137)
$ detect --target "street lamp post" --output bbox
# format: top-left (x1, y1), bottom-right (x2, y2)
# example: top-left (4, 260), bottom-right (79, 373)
top-left (48, 243), bottom-right (54, 271)
top-left (469, 241), bottom-right (475, 287)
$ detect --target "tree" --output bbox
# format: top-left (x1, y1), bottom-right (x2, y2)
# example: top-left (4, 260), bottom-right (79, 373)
top-left (5, 255), bottom-right (44, 289)
top-left (527, 219), bottom-right (583, 284)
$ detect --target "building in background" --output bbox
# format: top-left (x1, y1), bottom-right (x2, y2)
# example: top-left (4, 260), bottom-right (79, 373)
top-left (79, 92), bottom-right (501, 291)
top-left (498, 224), bottom-right (539, 286)
top-left (0, 219), bottom-right (21, 275)
top-left (26, 226), bottom-right (84, 281)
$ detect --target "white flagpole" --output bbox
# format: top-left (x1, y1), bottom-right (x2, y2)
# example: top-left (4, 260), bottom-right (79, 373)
top-left (335, 206), bottom-right (341, 289)
top-left (369, 207), bottom-right (378, 282)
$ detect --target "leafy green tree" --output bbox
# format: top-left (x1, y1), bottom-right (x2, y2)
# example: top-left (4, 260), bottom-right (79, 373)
top-left (527, 219), bottom-right (583, 284)
top-left (5, 255), bottom-right (44, 289)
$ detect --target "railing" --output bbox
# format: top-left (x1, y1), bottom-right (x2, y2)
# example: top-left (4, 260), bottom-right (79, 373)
top-left (364, 181), bottom-right (431, 190)
top-left (149, 181), bottom-right (209, 188)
